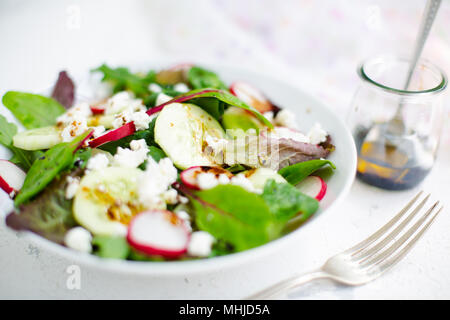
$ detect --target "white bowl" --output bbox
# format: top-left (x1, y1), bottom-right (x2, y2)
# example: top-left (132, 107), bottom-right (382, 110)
top-left (0, 64), bottom-right (356, 299)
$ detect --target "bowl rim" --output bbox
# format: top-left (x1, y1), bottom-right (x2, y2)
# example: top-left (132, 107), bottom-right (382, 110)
top-left (9, 61), bottom-right (357, 275)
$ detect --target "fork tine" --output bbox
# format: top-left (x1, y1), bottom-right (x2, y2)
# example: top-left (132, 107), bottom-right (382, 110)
top-left (374, 206), bottom-right (442, 274)
top-left (362, 201), bottom-right (440, 268)
top-left (344, 191), bottom-right (423, 255)
top-left (353, 193), bottom-right (430, 261)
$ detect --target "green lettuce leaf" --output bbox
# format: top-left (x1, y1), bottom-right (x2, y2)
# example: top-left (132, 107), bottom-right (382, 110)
top-left (188, 66), bottom-right (227, 90)
top-left (179, 184), bottom-right (281, 252)
top-left (92, 236), bottom-right (130, 259)
top-left (278, 159), bottom-right (336, 185)
top-left (14, 130), bottom-right (92, 206)
top-left (5, 170), bottom-right (81, 244)
top-left (0, 114), bottom-right (43, 171)
top-left (261, 179), bottom-right (319, 223)
top-left (2, 91), bottom-right (65, 129)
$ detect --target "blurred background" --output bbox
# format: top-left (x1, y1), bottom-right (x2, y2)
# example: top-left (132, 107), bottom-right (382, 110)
top-left (1, 0), bottom-right (449, 129)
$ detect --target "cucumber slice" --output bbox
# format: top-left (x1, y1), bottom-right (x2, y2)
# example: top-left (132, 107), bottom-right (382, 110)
top-left (244, 168), bottom-right (286, 191)
top-left (12, 126), bottom-right (62, 150)
top-left (154, 103), bottom-right (226, 169)
top-left (73, 167), bottom-right (150, 236)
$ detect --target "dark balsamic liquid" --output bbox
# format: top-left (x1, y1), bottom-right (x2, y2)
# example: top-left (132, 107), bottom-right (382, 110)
top-left (354, 126), bottom-right (433, 190)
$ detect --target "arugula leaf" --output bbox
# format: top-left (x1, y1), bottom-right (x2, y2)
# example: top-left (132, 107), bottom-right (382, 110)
top-left (92, 236), bottom-right (130, 259)
top-left (14, 131), bottom-right (91, 206)
top-left (261, 179), bottom-right (318, 223)
top-left (98, 118), bottom-right (157, 154)
top-left (188, 66), bottom-right (227, 90)
top-left (93, 64), bottom-right (153, 98)
top-left (2, 91), bottom-right (65, 129)
top-left (5, 170), bottom-right (80, 244)
top-left (179, 184), bottom-right (281, 251)
top-left (70, 148), bottom-right (92, 169)
top-left (0, 115), bottom-right (42, 171)
top-left (278, 159), bottom-right (336, 185)
top-left (152, 89), bottom-right (272, 128)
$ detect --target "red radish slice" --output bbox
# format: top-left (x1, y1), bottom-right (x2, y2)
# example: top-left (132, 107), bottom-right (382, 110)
top-left (88, 122), bottom-right (136, 148)
top-left (146, 89), bottom-right (219, 116)
top-left (90, 105), bottom-right (106, 115)
top-left (127, 210), bottom-right (190, 258)
top-left (181, 166), bottom-right (233, 190)
top-left (230, 81), bottom-right (274, 113)
top-left (295, 176), bottom-right (327, 201)
top-left (0, 160), bottom-right (26, 197)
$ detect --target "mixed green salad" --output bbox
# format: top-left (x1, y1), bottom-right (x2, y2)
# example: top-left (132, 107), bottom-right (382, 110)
top-left (0, 64), bottom-right (335, 261)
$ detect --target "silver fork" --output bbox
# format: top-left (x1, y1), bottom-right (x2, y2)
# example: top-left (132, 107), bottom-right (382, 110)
top-left (248, 191), bottom-right (443, 299)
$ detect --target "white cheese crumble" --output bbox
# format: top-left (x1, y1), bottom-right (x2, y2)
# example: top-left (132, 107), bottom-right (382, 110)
top-left (86, 153), bottom-right (110, 171)
top-left (57, 102), bottom-right (92, 125)
top-left (263, 111), bottom-right (274, 123)
top-left (197, 172), bottom-right (219, 190)
top-left (113, 140), bottom-right (149, 168)
top-left (104, 91), bottom-right (145, 115)
top-left (307, 122), bottom-right (327, 145)
top-left (64, 227), bottom-right (92, 253)
top-left (175, 210), bottom-right (192, 232)
top-left (162, 188), bottom-right (178, 205)
top-left (92, 125), bottom-right (106, 138)
top-left (272, 127), bottom-right (310, 143)
top-left (156, 92), bottom-right (173, 106)
top-left (187, 231), bottom-right (215, 257)
top-left (65, 176), bottom-right (80, 199)
top-left (148, 83), bottom-right (162, 93)
top-left (218, 173), bottom-right (230, 185)
top-left (274, 109), bottom-right (298, 129)
top-left (138, 157), bottom-right (178, 209)
top-left (130, 110), bottom-right (152, 131)
top-left (173, 83), bottom-right (189, 93)
top-left (230, 173), bottom-right (259, 193)
top-left (60, 118), bottom-right (88, 142)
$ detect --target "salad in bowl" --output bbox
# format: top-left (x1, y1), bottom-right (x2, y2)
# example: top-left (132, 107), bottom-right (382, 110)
top-left (0, 64), bottom-right (335, 261)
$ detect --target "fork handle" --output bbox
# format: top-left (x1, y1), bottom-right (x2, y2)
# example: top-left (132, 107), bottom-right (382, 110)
top-left (247, 270), bottom-right (327, 300)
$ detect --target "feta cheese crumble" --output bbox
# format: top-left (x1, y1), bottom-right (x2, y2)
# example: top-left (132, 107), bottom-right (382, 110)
top-left (113, 139), bottom-right (149, 168)
top-left (273, 109), bottom-right (298, 129)
top-left (87, 153), bottom-right (110, 171)
top-left (173, 83), bottom-right (189, 93)
top-left (138, 157), bottom-right (178, 209)
top-left (187, 231), bottom-right (215, 257)
top-left (156, 93), bottom-right (173, 106)
top-left (104, 91), bottom-right (145, 115)
top-left (60, 118), bottom-right (88, 142)
top-left (92, 125), bottom-right (106, 138)
top-left (148, 83), bottom-right (162, 93)
top-left (307, 122), bottom-right (327, 145)
top-left (57, 102), bottom-right (92, 125)
top-left (65, 176), bottom-right (80, 199)
top-left (197, 172), bottom-right (219, 190)
top-left (230, 173), bottom-right (259, 193)
top-left (272, 127), bottom-right (310, 143)
top-left (64, 227), bottom-right (92, 253)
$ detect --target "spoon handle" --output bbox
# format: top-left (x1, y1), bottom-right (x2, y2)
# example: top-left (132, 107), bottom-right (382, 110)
top-left (403, 0), bottom-right (442, 90)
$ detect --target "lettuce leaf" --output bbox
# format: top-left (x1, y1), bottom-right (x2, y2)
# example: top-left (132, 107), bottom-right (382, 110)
top-left (261, 179), bottom-right (319, 223)
top-left (14, 131), bottom-right (92, 206)
top-left (51, 71), bottom-right (75, 109)
top-left (177, 184), bottom-right (281, 252)
top-left (6, 170), bottom-right (80, 244)
top-left (92, 236), bottom-right (130, 259)
top-left (2, 91), bottom-right (65, 129)
top-left (187, 66), bottom-right (227, 90)
top-left (278, 159), bottom-right (336, 185)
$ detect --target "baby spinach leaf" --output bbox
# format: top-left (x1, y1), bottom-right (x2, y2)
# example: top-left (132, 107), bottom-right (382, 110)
top-left (188, 66), bottom-right (227, 90)
top-left (261, 179), bottom-right (319, 223)
top-left (278, 159), bottom-right (336, 185)
top-left (151, 89), bottom-right (273, 128)
top-left (14, 131), bottom-right (91, 206)
top-left (6, 170), bottom-right (81, 244)
top-left (178, 184), bottom-right (281, 251)
top-left (92, 236), bottom-right (130, 259)
top-left (148, 146), bottom-right (166, 162)
top-left (0, 115), bottom-right (42, 171)
top-left (2, 91), bottom-right (65, 129)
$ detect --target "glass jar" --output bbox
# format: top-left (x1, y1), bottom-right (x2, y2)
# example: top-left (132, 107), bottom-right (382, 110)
top-left (347, 55), bottom-right (447, 190)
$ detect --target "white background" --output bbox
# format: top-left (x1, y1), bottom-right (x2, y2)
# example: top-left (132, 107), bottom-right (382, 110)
top-left (0, 0), bottom-right (449, 299)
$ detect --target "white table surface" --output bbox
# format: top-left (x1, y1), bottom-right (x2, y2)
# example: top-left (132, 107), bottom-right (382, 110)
top-left (0, 0), bottom-right (449, 299)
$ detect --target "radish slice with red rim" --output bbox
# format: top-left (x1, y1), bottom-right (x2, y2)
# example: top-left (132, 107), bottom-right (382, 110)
top-left (0, 160), bottom-right (26, 197)
top-left (295, 176), bottom-right (327, 201)
top-left (88, 122), bottom-right (136, 148)
top-left (229, 81), bottom-right (274, 114)
top-left (181, 166), bottom-right (233, 190)
top-left (90, 105), bottom-right (106, 115)
top-left (127, 210), bottom-right (190, 258)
